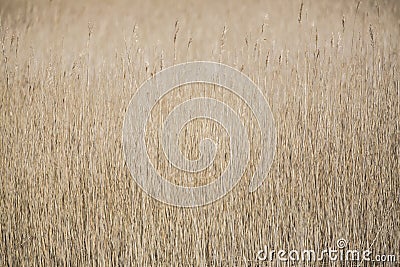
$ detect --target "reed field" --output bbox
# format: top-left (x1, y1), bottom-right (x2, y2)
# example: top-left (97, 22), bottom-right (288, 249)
top-left (0, 0), bottom-right (399, 265)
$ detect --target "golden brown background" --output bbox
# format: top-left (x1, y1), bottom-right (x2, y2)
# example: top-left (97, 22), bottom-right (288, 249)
top-left (1, 0), bottom-right (399, 265)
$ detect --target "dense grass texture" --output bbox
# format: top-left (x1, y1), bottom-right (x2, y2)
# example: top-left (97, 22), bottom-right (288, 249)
top-left (0, 0), bottom-right (399, 265)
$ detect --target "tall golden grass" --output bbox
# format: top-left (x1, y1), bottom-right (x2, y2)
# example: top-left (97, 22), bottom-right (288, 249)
top-left (0, 0), bottom-right (399, 265)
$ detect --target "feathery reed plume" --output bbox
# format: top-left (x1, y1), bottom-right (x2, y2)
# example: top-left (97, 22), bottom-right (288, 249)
top-left (369, 23), bottom-right (375, 47)
top-left (173, 20), bottom-right (179, 63)
top-left (219, 25), bottom-right (227, 62)
top-left (298, 2), bottom-right (304, 23)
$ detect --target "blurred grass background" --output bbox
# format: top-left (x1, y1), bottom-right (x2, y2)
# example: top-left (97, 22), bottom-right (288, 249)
top-left (0, 0), bottom-right (399, 265)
